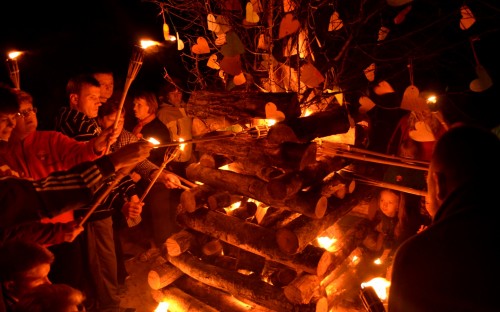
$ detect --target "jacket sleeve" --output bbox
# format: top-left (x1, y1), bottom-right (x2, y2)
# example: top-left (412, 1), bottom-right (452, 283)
top-left (0, 156), bottom-right (115, 228)
top-left (0, 222), bottom-right (67, 246)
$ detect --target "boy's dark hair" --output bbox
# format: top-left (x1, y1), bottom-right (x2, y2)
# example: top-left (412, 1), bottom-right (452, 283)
top-left (98, 97), bottom-right (125, 119)
top-left (66, 74), bottom-right (101, 98)
top-left (0, 240), bottom-right (55, 282)
top-left (0, 85), bottom-right (20, 114)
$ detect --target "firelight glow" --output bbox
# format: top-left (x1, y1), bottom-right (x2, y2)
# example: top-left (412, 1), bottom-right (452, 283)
top-left (317, 236), bottom-right (337, 250)
top-left (8, 51), bottom-right (22, 59)
top-left (140, 40), bottom-right (161, 49)
top-left (147, 137), bottom-right (161, 145)
top-left (154, 301), bottom-right (169, 312)
top-left (361, 277), bottom-right (391, 301)
top-left (426, 94), bottom-right (437, 104)
top-left (178, 138), bottom-right (186, 151)
top-left (224, 201), bottom-right (241, 213)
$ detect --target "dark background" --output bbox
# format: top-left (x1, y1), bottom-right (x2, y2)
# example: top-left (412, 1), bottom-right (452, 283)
top-left (0, 0), bottom-right (184, 130)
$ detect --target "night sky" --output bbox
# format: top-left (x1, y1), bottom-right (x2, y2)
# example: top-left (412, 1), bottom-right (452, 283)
top-left (0, 0), bottom-right (183, 129)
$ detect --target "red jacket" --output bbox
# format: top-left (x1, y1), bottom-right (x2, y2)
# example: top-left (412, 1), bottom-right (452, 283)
top-left (1, 130), bottom-right (101, 223)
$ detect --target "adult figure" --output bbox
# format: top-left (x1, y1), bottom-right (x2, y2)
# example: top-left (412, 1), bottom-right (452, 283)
top-left (98, 99), bottom-right (182, 260)
top-left (156, 81), bottom-right (194, 178)
top-left (92, 70), bottom-right (114, 104)
top-left (130, 89), bottom-right (171, 167)
top-left (388, 124), bottom-right (500, 311)
top-left (54, 74), bottom-right (138, 312)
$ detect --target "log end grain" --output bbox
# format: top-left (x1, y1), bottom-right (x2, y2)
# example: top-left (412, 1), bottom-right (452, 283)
top-left (314, 196), bottom-right (328, 219)
top-left (276, 228), bottom-right (299, 255)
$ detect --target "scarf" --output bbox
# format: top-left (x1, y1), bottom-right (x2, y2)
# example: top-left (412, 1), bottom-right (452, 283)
top-left (132, 113), bottom-right (156, 139)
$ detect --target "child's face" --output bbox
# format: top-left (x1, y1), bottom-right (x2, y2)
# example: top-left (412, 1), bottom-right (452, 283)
top-left (379, 190), bottom-right (399, 218)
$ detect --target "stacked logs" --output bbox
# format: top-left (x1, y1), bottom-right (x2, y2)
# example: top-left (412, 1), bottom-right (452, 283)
top-left (148, 92), bottom-right (379, 312)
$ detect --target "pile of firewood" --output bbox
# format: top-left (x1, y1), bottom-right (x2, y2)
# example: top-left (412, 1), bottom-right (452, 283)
top-left (147, 91), bottom-right (383, 312)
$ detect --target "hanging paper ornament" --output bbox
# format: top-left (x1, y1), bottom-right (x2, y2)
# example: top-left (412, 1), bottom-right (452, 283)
top-left (409, 121), bottom-right (435, 142)
top-left (219, 70), bottom-right (226, 80)
top-left (278, 14), bottom-right (301, 39)
top-left (265, 102), bottom-right (286, 121)
top-left (233, 72), bottom-right (247, 85)
top-left (191, 37), bottom-right (210, 54)
top-left (378, 26), bottom-right (390, 41)
top-left (401, 61), bottom-right (427, 111)
top-left (207, 14), bottom-right (220, 33)
top-left (469, 38), bottom-right (493, 92)
top-left (207, 54), bottom-right (220, 69)
top-left (373, 80), bottom-right (395, 95)
top-left (364, 63), bottom-right (376, 82)
top-left (328, 11), bottom-right (343, 31)
top-left (359, 96), bottom-right (376, 113)
top-left (220, 31), bottom-right (245, 57)
top-left (283, 0), bottom-right (296, 13)
top-left (401, 85), bottom-right (427, 111)
top-left (394, 5), bottom-right (412, 24)
top-left (387, 0), bottom-right (413, 7)
top-left (460, 5), bottom-right (476, 30)
top-left (257, 33), bottom-right (269, 50)
top-left (176, 32), bottom-right (185, 51)
top-left (244, 2), bottom-right (260, 24)
top-left (283, 29), bottom-right (310, 59)
top-left (470, 64), bottom-right (493, 92)
top-left (163, 23), bottom-right (170, 41)
top-left (300, 62), bottom-right (324, 88)
top-left (215, 33), bottom-right (227, 46)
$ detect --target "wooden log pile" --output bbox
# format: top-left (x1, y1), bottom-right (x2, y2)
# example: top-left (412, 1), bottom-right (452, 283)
top-left (147, 93), bottom-right (386, 311)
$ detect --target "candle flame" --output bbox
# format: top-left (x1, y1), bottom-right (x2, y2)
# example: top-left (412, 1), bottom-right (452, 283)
top-left (361, 277), bottom-right (391, 301)
top-left (154, 301), bottom-right (169, 312)
top-left (8, 51), bottom-right (22, 60)
top-left (140, 40), bottom-right (160, 49)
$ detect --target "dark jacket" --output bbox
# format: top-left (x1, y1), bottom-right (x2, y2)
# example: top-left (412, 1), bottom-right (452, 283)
top-left (388, 181), bottom-right (500, 312)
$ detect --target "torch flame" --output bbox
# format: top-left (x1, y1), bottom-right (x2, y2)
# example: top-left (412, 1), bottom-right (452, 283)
top-left (140, 40), bottom-right (161, 49)
top-left (154, 301), bottom-right (169, 312)
top-left (361, 277), bottom-right (391, 301)
top-left (8, 51), bottom-right (22, 60)
top-left (147, 137), bottom-right (161, 145)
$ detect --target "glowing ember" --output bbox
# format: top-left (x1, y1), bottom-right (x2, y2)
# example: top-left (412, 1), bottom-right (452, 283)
top-left (154, 301), bottom-right (169, 312)
top-left (361, 277), bottom-right (391, 301)
top-left (224, 201), bottom-right (241, 213)
top-left (373, 258), bottom-right (382, 265)
top-left (8, 51), bottom-right (22, 59)
top-left (317, 236), bottom-right (337, 250)
top-left (140, 40), bottom-right (161, 49)
top-left (426, 94), bottom-right (437, 104)
top-left (303, 108), bottom-right (314, 117)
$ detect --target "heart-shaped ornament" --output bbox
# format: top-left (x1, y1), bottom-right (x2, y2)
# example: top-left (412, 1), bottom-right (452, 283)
top-left (328, 11), bottom-right (343, 31)
top-left (364, 63), bottom-right (375, 82)
top-left (378, 26), bottom-right (390, 41)
top-left (299, 62), bottom-right (324, 88)
top-left (245, 2), bottom-right (260, 24)
top-left (215, 33), bottom-right (226, 46)
top-left (460, 5), bottom-right (476, 30)
top-left (191, 37), bottom-right (210, 54)
top-left (394, 5), bottom-right (412, 24)
top-left (257, 33), bottom-right (268, 49)
top-left (278, 13), bottom-right (301, 39)
top-left (207, 14), bottom-right (220, 33)
top-left (401, 85), bottom-right (427, 111)
top-left (207, 54), bottom-right (220, 69)
top-left (265, 102), bottom-right (286, 121)
top-left (163, 23), bottom-right (170, 41)
top-left (359, 96), bottom-right (376, 113)
top-left (176, 32), bottom-right (184, 50)
top-left (373, 80), bottom-right (395, 95)
top-left (470, 64), bottom-right (493, 92)
top-left (409, 121), bottom-right (435, 142)
top-left (233, 72), bottom-right (247, 86)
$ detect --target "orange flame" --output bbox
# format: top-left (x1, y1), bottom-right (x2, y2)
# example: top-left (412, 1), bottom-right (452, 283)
top-left (154, 301), bottom-right (169, 312)
top-left (140, 40), bottom-right (161, 49)
top-left (361, 277), bottom-right (391, 301)
top-left (8, 51), bottom-right (22, 60)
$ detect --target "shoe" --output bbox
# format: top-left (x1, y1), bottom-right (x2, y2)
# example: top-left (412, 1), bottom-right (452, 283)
top-left (138, 247), bottom-right (160, 262)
